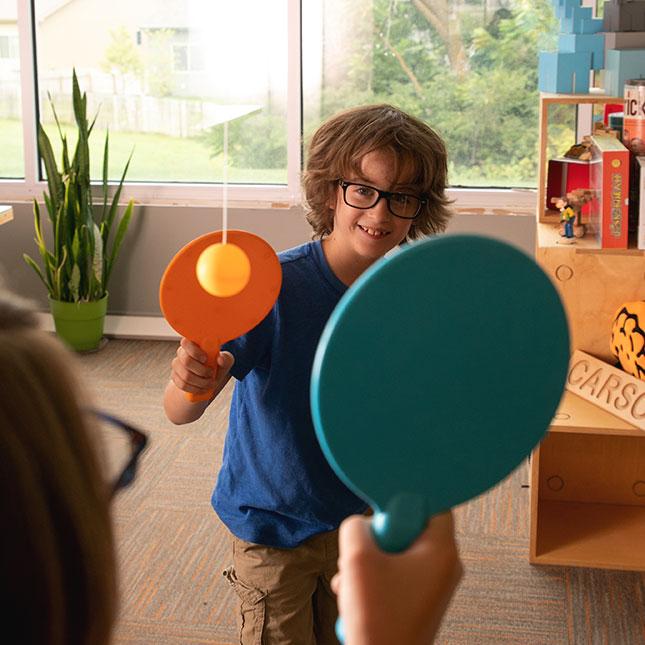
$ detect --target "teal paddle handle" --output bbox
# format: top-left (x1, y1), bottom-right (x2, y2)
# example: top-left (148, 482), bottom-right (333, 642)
top-left (371, 493), bottom-right (429, 552)
top-left (335, 494), bottom-right (429, 643)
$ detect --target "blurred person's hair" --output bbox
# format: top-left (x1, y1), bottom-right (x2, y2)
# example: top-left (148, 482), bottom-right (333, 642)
top-left (0, 290), bottom-right (116, 645)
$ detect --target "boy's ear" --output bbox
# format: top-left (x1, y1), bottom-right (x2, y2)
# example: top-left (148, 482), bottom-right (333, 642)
top-left (328, 185), bottom-right (337, 210)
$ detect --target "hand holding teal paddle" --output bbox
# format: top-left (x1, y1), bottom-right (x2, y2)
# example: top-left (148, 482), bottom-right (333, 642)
top-left (310, 234), bottom-right (570, 642)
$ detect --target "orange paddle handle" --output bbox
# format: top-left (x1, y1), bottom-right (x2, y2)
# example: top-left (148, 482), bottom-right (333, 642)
top-left (185, 340), bottom-right (220, 403)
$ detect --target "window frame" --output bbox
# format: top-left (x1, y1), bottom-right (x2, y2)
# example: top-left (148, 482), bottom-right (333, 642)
top-left (3, 0), bottom-right (536, 214)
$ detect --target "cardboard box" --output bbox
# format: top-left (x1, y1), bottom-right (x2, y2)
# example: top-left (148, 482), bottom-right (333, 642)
top-left (588, 135), bottom-right (630, 248)
top-left (546, 157), bottom-right (592, 218)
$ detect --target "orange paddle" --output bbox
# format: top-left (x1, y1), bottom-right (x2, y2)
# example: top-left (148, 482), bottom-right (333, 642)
top-left (160, 229), bottom-right (282, 402)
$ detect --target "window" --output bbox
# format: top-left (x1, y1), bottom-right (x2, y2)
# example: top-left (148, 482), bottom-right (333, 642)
top-left (3, 1), bottom-right (566, 211)
top-left (171, 30), bottom-right (205, 73)
top-left (32, 0), bottom-right (288, 186)
top-left (303, 0), bottom-right (564, 190)
top-left (0, 2), bottom-right (23, 179)
top-left (0, 34), bottom-right (19, 59)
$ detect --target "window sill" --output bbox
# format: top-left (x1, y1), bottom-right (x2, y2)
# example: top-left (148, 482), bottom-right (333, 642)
top-left (1, 180), bottom-right (537, 213)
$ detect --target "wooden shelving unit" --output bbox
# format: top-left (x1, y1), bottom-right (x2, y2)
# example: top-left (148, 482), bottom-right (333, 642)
top-left (536, 92), bottom-right (622, 226)
top-left (530, 93), bottom-right (645, 571)
top-left (536, 222), bottom-right (645, 362)
top-left (530, 392), bottom-right (645, 571)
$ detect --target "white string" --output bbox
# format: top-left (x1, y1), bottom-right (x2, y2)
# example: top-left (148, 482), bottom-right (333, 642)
top-left (222, 121), bottom-right (228, 245)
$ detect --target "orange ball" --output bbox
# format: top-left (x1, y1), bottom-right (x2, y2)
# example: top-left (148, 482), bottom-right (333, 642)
top-left (196, 242), bottom-right (251, 297)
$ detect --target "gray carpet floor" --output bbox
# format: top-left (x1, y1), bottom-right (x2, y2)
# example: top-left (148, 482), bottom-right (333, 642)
top-left (77, 339), bottom-right (645, 645)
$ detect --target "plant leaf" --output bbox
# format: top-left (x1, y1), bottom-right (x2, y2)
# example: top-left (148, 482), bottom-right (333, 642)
top-left (92, 222), bottom-right (103, 287)
top-left (71, 228), bottom-right (80, 262)
top-left (37, 123), bottom-right (63, 217)
top-left (72, 69), bottom-right (91, 191)
top-left (68, 262), bottom-right (81, 302)
top-left (23, 253), bottom-right (53, 296)
top-left (89, 108), bottom-right (100, 137)
top-left (80, 223), bottom-right (93, 298)
top-left (61, 135), bottom-right (70, 176)
top-left (72, 69), bottom-right (87, 134)
top-left (101, 130), bottom-right (109, 227)
top-left (33, 199), bottom-right (57, 290)
top-left (43, 192), bottom-right (53, 221)
top-left (105, 148), bottom-right (133, 235)
top-left (53, 246), bottom-right (68, 301)
top-left (49, 91), bottom-right (63, 137)
top-left (33, 199), bottom-right (45, 254)
top-left (104, 199), bottom-right (134, 289)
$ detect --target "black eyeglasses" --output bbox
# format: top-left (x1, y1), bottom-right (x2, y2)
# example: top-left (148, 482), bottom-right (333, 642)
top-left (91, 410), bottom-right (148, 497)
top-left (338, 179), bottom-right (427, 220)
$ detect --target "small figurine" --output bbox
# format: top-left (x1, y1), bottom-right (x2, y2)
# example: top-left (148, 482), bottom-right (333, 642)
top-left (593, 121), bottom-right (619, 139)
top-left (551, 188), bottom-right (596, 244)
top-left (564, 136), bottom-right (593, 161)
top-left (553, 196), bottom-right (577, 243)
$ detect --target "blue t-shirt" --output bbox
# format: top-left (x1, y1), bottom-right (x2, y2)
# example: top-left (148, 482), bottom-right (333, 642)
top-left (212, 240), bottom-right (368, 548)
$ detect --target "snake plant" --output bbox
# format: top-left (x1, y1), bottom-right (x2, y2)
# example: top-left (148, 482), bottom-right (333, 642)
top-left (24, 69), bottom-right (134, 302)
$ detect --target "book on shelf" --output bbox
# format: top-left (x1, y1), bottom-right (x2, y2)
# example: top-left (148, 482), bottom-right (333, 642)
top-left (638, 156), bottom-right (645, 250)
top-left (588, 135), bottom-right (630, 249)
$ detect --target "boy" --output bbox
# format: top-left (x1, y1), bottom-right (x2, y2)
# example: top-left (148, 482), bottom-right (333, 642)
top-left (164, 104), bottom-right (452, 644)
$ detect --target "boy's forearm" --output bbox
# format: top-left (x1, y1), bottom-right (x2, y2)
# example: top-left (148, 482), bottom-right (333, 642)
top-left (163, 380), bottom-right (212, 424)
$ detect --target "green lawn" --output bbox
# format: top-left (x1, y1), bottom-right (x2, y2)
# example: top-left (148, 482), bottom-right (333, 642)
top-left (0, 119), bottom-right (25, 178)
top-left (1, 117), bottom-right (551, 189)
top-left (0, 119), bottom-right (286, 184)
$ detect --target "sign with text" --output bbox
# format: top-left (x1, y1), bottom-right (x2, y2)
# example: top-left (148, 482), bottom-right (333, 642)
top-left (566, 350), bottom-right (645, 431)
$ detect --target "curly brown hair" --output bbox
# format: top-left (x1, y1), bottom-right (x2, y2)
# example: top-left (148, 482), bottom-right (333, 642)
top-left (303, 104), bottom-right (452, 241)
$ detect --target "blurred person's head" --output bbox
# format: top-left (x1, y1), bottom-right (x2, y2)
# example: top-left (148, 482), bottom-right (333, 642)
top-left (0, 291), bottom-right (116, 645)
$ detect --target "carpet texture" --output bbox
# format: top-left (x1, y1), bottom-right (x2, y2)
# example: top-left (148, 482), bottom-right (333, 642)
top-left (76, 339), bottom-right (645, 645)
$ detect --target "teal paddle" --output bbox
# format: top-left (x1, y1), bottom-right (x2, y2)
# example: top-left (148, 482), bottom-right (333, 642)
top-left (310, 234), bottom-right (569, 638)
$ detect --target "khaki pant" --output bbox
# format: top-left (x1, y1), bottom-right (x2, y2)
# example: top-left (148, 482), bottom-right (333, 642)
top-left (223, 529), bottom-right (340, 645)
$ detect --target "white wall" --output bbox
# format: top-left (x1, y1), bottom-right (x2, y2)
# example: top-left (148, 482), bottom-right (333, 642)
top-left (1, 201), bottom-right (533, 317)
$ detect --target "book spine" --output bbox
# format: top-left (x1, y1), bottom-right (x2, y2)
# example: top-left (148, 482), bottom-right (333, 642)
top-left (601, 150), bottom-right (629, 249)
top-left (639, 160), bottom-right (645, 250)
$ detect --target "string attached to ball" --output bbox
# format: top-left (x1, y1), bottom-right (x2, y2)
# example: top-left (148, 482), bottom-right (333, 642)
top-left (196, 120), bottom-right (251, 297)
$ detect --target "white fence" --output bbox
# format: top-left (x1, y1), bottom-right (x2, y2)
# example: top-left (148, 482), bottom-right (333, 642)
top-left (0, 71), bottom-right (261, 137)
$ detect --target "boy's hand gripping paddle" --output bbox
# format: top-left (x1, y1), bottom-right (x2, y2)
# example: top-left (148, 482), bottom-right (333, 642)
top-left (160, 230), bottom-right (281, 402)
top-left (311, 234), bottom-right (570, 551)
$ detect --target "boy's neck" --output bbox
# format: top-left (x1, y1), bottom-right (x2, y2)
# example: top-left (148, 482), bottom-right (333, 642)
top-left (321, 237), bottom-right (376, 286)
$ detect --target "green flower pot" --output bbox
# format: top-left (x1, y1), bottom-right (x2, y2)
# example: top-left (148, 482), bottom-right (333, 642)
top-left (48, 293), bottom-right (108, 352)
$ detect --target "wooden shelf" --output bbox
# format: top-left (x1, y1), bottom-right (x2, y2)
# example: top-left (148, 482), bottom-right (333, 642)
top-left (550, 391), bottom-right (643, 437)
top-left (537, 92), bottom-right (623, 224)
top-left (537, 221), bottom-right (602, 250)
top-left (531, 500), bottom-right (645, 571)
top-left (530, 393), bottom-right (645, 570)
top-left (530, 417), bottom-right (645, 571)
top-left (536, 221), bottom-right (645, 253)
top-left (535, 225), bottom-right (645, 362)
top-left (531, 93), bottom-right (645, 572)
top-left (539, 91), bottom-right (622, 105)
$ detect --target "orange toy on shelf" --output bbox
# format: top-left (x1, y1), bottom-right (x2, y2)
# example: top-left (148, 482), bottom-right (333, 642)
top-left (611, 301), bottom-right (645, 381)
top-left (160, 230), bottom-right (282, 402)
